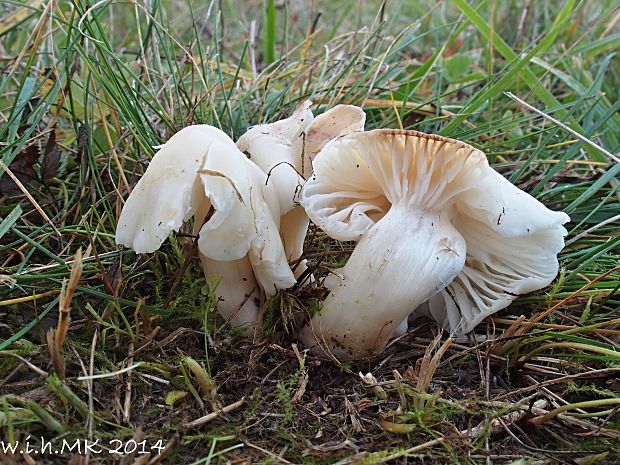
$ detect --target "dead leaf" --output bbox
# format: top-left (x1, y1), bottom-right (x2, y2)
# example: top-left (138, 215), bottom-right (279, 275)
top-left (41, 129), bottom-right (61, 181)
top-left (0, 0), bottom-right (45, 36)
top-left (0, 144), bottom-right (39, 193)
top-left (103, 257), bottom-right (123, 297)
top-left (574, 452), bottom-right (610, 465)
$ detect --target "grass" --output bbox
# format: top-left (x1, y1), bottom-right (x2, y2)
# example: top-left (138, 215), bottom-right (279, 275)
top-left (1, 0), bottom-right (619, 463)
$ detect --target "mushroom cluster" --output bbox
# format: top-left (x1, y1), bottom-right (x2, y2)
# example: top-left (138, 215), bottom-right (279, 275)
top-left (116, 104), bottom-right (569, 361)
top-left (116, 102), bottom-right (365, 334)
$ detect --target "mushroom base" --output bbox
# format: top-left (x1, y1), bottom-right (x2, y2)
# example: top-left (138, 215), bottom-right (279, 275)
top-left (199, 254), bottom-right (260, 335)
top-left (300, 206), bottom-right (466, 360)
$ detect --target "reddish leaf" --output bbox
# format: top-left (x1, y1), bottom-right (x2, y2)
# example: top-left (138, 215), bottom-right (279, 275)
top-left (41, 129), bottom-right (61, 181)
top-left (103, 258), bottom-right (123, 297)
top-left (0, 144), bottom-right (39, 193)
top-left (445, 37), bottom-right (464, 57)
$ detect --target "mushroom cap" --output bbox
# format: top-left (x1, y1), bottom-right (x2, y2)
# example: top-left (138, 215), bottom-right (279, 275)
top-left (301, 129), bottom-right (484, 240)
top-left (235, 102), bottom-right (366, 210)
top-left (422, 167), bottom-right (570, 333)
top-left (236, 100), bottom-right (314, 171)
top-left (235, 102), bottom-right (366, 280)
top-left (115, 124), bottom-right (296, 295)
top-left (301, 104), bottom-right (366, 178)
top-left (116, 125), bottom-right (236, 253)
top-left (300, 129), bottom-right (569, 336)
top-left (196, 138), bottom-right (296, 293)
top-left (236, 101), bottom-right (313, 214)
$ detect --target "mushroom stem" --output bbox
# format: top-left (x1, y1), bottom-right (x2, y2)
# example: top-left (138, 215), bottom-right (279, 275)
top-left (300, 206), bottom-right (465, 359)
top-left (198, 254), bottom-right (260, 335)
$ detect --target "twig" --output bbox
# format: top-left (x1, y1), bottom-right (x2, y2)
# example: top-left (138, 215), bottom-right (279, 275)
top-left (245, 440), bottom-right (293, 464)
top-left (493, 367), bottom-right (620, 400)
top-left (565, 213), bottom-right (620, 246)
top-left (248, 20), bottom-right (257, 81)
top-left (123, 342), bottom-right (134, 424)
top-left (497, 265), bottom-right (620, 354)
top-left (529, 398), bottom-right (620, 426)
top-left (379, 437), bottom-right (447, 463)
top-left (464, 399), bottom-right (548, 438)
top-left (498, 417), bottom-right (581, 454)
top-left (47, 248), bottom-right (83, 379)
top-left (183, 398), bottom-right (245, 428)
top-left (0, 352), bottom-right (48, 377)
top-left (86, 329), bottom-right (98, 465)
top-left (145, 434), bottom-right (179, 465)
top-left (505, 92), bottom-right (620, 164)
top-left (0, 290), bottom-right (60, 307)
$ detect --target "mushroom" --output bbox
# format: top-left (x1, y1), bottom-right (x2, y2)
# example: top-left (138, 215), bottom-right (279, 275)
top-left (236, 101), bottom-right (313, 212)
top-left (116, 125), bottom-right (295, 332)
top-left (300, 104), bottom-right (367, 178)
top-left (235, 101), bottom-right (312, 277)
top-left (299, 129), bottom-right (569, 360)
top-left (236, 101), bottom-right (365, 277)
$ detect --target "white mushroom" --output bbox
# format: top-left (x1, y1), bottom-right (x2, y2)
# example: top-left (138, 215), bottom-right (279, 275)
top-left (116, 125), bottom-right (295, 332)
top-left (116, 125), bottom-right (231, 254)
top-left (236, 102), bottom-right (312, 278)
top-left (236, 101), bottom-right (313, 214)
top-left (301, 104), bottom-right (367, 178)
top-left (419, 167), bottom-right (570, 333)
top-left (198, 256), bottom-right (260, 329)
top-left (299, 129), bottom-right (569, 360)
top-left (197, 138), bottom-right (295, 294)
top-left (236, 101), bottom-right (366, 277)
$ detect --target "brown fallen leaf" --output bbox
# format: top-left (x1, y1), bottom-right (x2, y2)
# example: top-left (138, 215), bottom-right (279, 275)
top-left (0, 144), bottom-right (39, 193)
top-left (41, 129), bottom-right (61, 181)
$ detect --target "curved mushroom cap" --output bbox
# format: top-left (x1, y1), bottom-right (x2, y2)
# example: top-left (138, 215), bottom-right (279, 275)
top-left (235, 103), bottom-right (366, 278)
top-left (236, 100), bottom-right (314, 172)
top-left (422, 167), bottom-right (570, 333)
top-left (299, 129), bottom-right (569, 357)
top-left (301, 104), bottom-right (366, 178)
top-left (301, 130), bottom-right (485, 241)
top-left (196, 142), bottom-right (296, 293)
top-left (236, 101), bottom-right (313, 214)
top-left (116, 125), bottom-right (236, 253)
top-left (235, 102), bottom-right (366, 211)
top-left (116, 125), bottom-right (296, 317)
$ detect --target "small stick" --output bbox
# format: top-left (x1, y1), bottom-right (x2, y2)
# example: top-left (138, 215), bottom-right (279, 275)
top-left (0, 352), bottom-right (47, 376)
top-left (505, 91), bottom-right (620, 164)
top-left (145, 434), bottom-right (179, 465)
top-left (376, 437), bottom-right (447, 463)
top-left (48, 248), bottom-right (83, 378)
top-left (183, 398), bottom-right (245, 428)
top-left (565, 213), bottom-right (620, 246)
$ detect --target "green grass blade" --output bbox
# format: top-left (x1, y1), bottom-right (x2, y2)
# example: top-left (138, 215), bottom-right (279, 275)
top-left (263, 0), bottom-right (276, 66)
